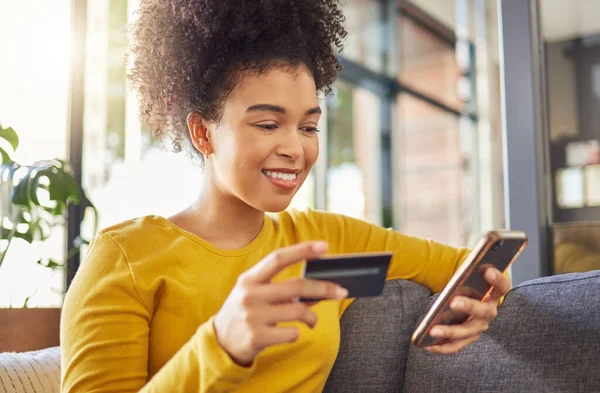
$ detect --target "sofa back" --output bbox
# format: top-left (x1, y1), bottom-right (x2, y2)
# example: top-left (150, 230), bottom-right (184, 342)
top-left (5, 272), bottom-right (598, 393)
top-left (404, 270), bottom-right (600, 392)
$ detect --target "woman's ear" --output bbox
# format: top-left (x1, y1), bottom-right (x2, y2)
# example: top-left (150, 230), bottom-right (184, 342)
top-left (187, 112), bottom-right (214, 157)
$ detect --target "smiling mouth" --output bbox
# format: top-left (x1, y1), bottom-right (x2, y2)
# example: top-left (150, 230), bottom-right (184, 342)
top-left (261, 170), bottom-right (299, 181)
top-left (261, 169), bottom-right (301, 190)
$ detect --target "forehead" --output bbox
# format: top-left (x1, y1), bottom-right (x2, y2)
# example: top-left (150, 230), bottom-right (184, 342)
top-left (226, 66), bottom-right (319, 112)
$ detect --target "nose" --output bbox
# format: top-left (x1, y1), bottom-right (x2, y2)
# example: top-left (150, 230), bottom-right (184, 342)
top-left (275, 128), bottom-right (304, 161)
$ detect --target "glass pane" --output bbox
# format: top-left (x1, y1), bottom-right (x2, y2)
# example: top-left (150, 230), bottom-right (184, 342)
top-left (394, 93), bottom-right (468, 247)
top-left (398, 14), bottom-right (464, 111)
top-left (540, 0), bottom-right (600, 274)
top-left (82, 0), bottom-right (201, 237)
top-left (0, 0), bottom-right (71, 306)
top-left (343, 0), bottom-right (388, 73)
top-left (406, 0), bottom-right (457, 30)
top-left (326, 80), bottom-right (382, 224)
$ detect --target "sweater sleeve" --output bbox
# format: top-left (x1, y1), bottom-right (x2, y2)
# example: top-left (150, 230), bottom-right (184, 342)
top-left (305, 210), bottom-right (471, 294)
top-left (61, 233), bottom-right (255, 393)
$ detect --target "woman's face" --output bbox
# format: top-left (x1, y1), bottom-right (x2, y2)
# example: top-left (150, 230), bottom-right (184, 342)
top-left (195, 66), bottom-right (321, 212)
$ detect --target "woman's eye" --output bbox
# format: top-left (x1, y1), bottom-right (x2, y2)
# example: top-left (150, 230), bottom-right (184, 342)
top-left (256, 124), bottom-right (278, 131)
top-left (300, 127), bottom-right (320, 133)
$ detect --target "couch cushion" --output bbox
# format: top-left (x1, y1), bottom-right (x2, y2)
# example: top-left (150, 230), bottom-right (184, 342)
top-left (0, 346), bottom-right (60, 393)
top-left (324, 279), bottom-right (432, 393)
top-left (404, 270), bottom-right (600, 393)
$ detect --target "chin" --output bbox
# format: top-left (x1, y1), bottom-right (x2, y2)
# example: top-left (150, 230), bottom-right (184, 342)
top-left (261, 201), bottom-right (292, 213)
top-left (254, 196), bottom-right (294, 213)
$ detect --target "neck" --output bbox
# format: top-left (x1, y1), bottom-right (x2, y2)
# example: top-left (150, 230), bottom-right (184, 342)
top-left (186, 176), bottom-right (266, 249)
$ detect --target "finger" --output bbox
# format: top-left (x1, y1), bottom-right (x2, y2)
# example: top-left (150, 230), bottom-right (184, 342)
top-left (261, 303), bottom-right (318, 328)
top-left (483, 267), bottom-right (511, 302)
top-left (241, 241), bottom-right (329, 284)
top-left (271, 298), bottom-right (319, 307)
top-left (425, 334), bottom-right (479, 354)
top-left (450, 296), bottom-right (498, 321)
top-left (429, 318), bottom-right (489, 342)
top-left (260, 326), bottom-right (301, 349)
top-left (255, 278), bottom-right (348, 304)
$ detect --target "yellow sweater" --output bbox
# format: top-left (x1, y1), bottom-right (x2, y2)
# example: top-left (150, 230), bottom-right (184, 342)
top-left (61, 209), bottom-right (469, 393)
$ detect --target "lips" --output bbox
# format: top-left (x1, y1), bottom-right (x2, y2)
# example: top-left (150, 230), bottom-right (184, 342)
top-left (261, 169), bottom-right (301, 190)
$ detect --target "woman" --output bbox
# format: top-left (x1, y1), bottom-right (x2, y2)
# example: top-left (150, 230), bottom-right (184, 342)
top-left (61, 0), bottom-right (510, 392)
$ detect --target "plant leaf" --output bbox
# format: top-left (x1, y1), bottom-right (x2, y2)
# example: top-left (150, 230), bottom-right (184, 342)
top-left (80, 190), bottom-right (98, 234)
top-left (0, 163), bottom-right (20, 222)
top-left (0, 148), bottom-right (11, 165)
top-left (0, 126), bottom-right (19, 151)
top-left (11, 161), bottom-right (81, 211)
top-left (33, 162), bottom-right (81, 206)
top-left (21, 287), bottom-right (39, 308)
top-left (10, 167), bottom-right (34, 207)
top-left (28, 220), bottom-right (44, 242)
top-left (0, 227), bottom-right (34, 243)
top-left (37, 258), bottom-right (63, 270)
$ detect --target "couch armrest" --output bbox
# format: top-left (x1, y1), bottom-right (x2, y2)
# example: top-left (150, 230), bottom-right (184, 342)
top-left (0, 346), bottom-right (61, 393)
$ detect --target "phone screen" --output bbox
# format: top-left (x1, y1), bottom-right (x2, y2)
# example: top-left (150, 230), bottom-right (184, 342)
top-left (436, 238), bottom-right (527, 326)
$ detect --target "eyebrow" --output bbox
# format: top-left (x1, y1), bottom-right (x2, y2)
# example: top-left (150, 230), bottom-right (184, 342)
top-left (246, 104), bottom-right (321, 116)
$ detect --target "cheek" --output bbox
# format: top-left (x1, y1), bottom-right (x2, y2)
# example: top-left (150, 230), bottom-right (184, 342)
top-left (213, 127), bottom-right (254, 168)
top-left (304, 137), bottom-right (319, 168)
top-left (224, 134), bottom-right (269, 180)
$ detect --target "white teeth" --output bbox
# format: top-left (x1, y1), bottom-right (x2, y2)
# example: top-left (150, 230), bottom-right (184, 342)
top-left (264, 170), bottom-right (297, 181)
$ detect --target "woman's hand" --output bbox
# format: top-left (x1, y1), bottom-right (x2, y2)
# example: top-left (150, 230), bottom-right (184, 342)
top-left (213, 241), bottom-right (348, 366)
top-left (425, 267), bottom-right (511, 354)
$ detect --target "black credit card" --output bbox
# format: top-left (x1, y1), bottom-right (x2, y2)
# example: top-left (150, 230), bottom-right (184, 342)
top-left (300, 252), bottom-right (393, 301)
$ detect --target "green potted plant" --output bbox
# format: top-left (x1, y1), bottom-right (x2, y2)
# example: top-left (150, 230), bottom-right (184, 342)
top-left (0, 124), bottom-right (97, 352)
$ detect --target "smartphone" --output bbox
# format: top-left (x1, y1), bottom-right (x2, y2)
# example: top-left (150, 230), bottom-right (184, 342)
top-left (411, 230), bottom-right (528, 348)
top-left (300, 251), bottom-right (393, 302)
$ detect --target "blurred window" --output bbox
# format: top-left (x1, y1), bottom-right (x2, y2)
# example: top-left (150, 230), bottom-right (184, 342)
top-left (326, 80), bottom-right (382, 224)
top-left (394, 93), bottom-right (469, 247)
top-left (398, 14), bottom-right (464, 112)
top-left (0, 0), bottom-right (72, 306)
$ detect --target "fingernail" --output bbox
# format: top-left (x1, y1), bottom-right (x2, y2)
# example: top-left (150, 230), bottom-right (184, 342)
top-left (430, 327), bottom-right (444, 337)
top-left (489, 269), bottom-right (498, 279)
top-left (312, 242), bottom-right (328, 253)
top-left (336, 287), bottom-right (348, 299)
top-left (453, 300), bottom-right (464, 309)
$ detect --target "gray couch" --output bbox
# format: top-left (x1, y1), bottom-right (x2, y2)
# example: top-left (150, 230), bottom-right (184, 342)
top-left (2, 271), bottom-right (599, 393)
top-left (325, 270), bottom-right (600, 393)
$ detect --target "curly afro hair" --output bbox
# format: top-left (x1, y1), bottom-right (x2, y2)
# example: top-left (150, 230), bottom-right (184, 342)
top-left (128, 0), bottom-right (347, 161)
